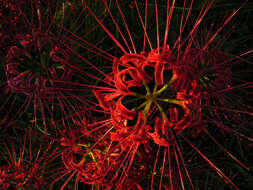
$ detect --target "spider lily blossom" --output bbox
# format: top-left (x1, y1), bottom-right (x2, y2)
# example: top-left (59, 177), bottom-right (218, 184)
top-left (80, 0), bottom-right (252, 189)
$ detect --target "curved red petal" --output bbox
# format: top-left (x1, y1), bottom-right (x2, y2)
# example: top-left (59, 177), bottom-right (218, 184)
top-left (93, 90), bottom-right (111, 111)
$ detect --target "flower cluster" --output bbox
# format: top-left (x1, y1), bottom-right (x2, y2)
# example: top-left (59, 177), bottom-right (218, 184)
top-left (0, 0), bottom-right (252, 190)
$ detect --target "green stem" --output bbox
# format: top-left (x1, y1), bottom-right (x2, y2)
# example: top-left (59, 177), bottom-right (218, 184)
top-left (142, 80), bottom-right (151, 94)
top-left (155, 83), bottom-right (170, 95)
top-left (154, 100), bottom-right (167, 120)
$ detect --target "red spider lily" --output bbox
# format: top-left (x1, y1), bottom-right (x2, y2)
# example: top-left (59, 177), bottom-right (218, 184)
top-left (181, 48), bottom-right (231, 93)
top-left (90, 44), bottom-right (202, 188)
top-left (0, 0), bottom-right (91, 133)
top-left (48, 112), bottom-right (115, 189)
top-left (61, 150), bottom-right (108, 185)
top-left (1, 30), bottom-right (75, 132)
top-left (93, 44), bottom-right (199, 143)
top-left (59, 137), bottom-right (122, 189)
top-left (5, 32), bottom-right (73, 97)
top-left (0, 131), bottom-right (58, 190)
top-left (78, 0), bottom-right (253, 189)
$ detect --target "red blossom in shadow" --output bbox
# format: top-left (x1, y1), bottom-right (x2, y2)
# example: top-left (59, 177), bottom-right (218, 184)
top-left (5, 29), bottom-right (73, 97)
top-left (0, 132), bottom-right (57, 189)
top-left (0, 0), bottom-right (85, 132)
top-left (181, 48), bottom-right (231, 93)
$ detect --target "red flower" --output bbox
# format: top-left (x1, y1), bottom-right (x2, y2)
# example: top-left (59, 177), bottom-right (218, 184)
top-left (0, 132), bottom-right (56, 189)
top-left (181, 48), bottom-right (231, 93)
top-left (84, 1), bottom-right (251, 189)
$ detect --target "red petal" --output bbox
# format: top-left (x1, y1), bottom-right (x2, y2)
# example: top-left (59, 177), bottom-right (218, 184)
top-left (169, 107), bottom-right (178, 122)
top-left (93, 90), bottom-right (110, 110)
top-left (149, 117), bottom-right (175, 146)
top-left (149, 133), bottom-right (170, 146)
top-left (111, 108), bottom-right (126, 130)
top-left (104, 91), bottom-right (122, 101)
top-left (155, 62), bottom-right (164, 86)
top-left (128, 67), bottom-right (142, 82)
top-left (115, 70), bottom-right (129, 93)
top-left (115, 97), bottom-right (136, 120)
